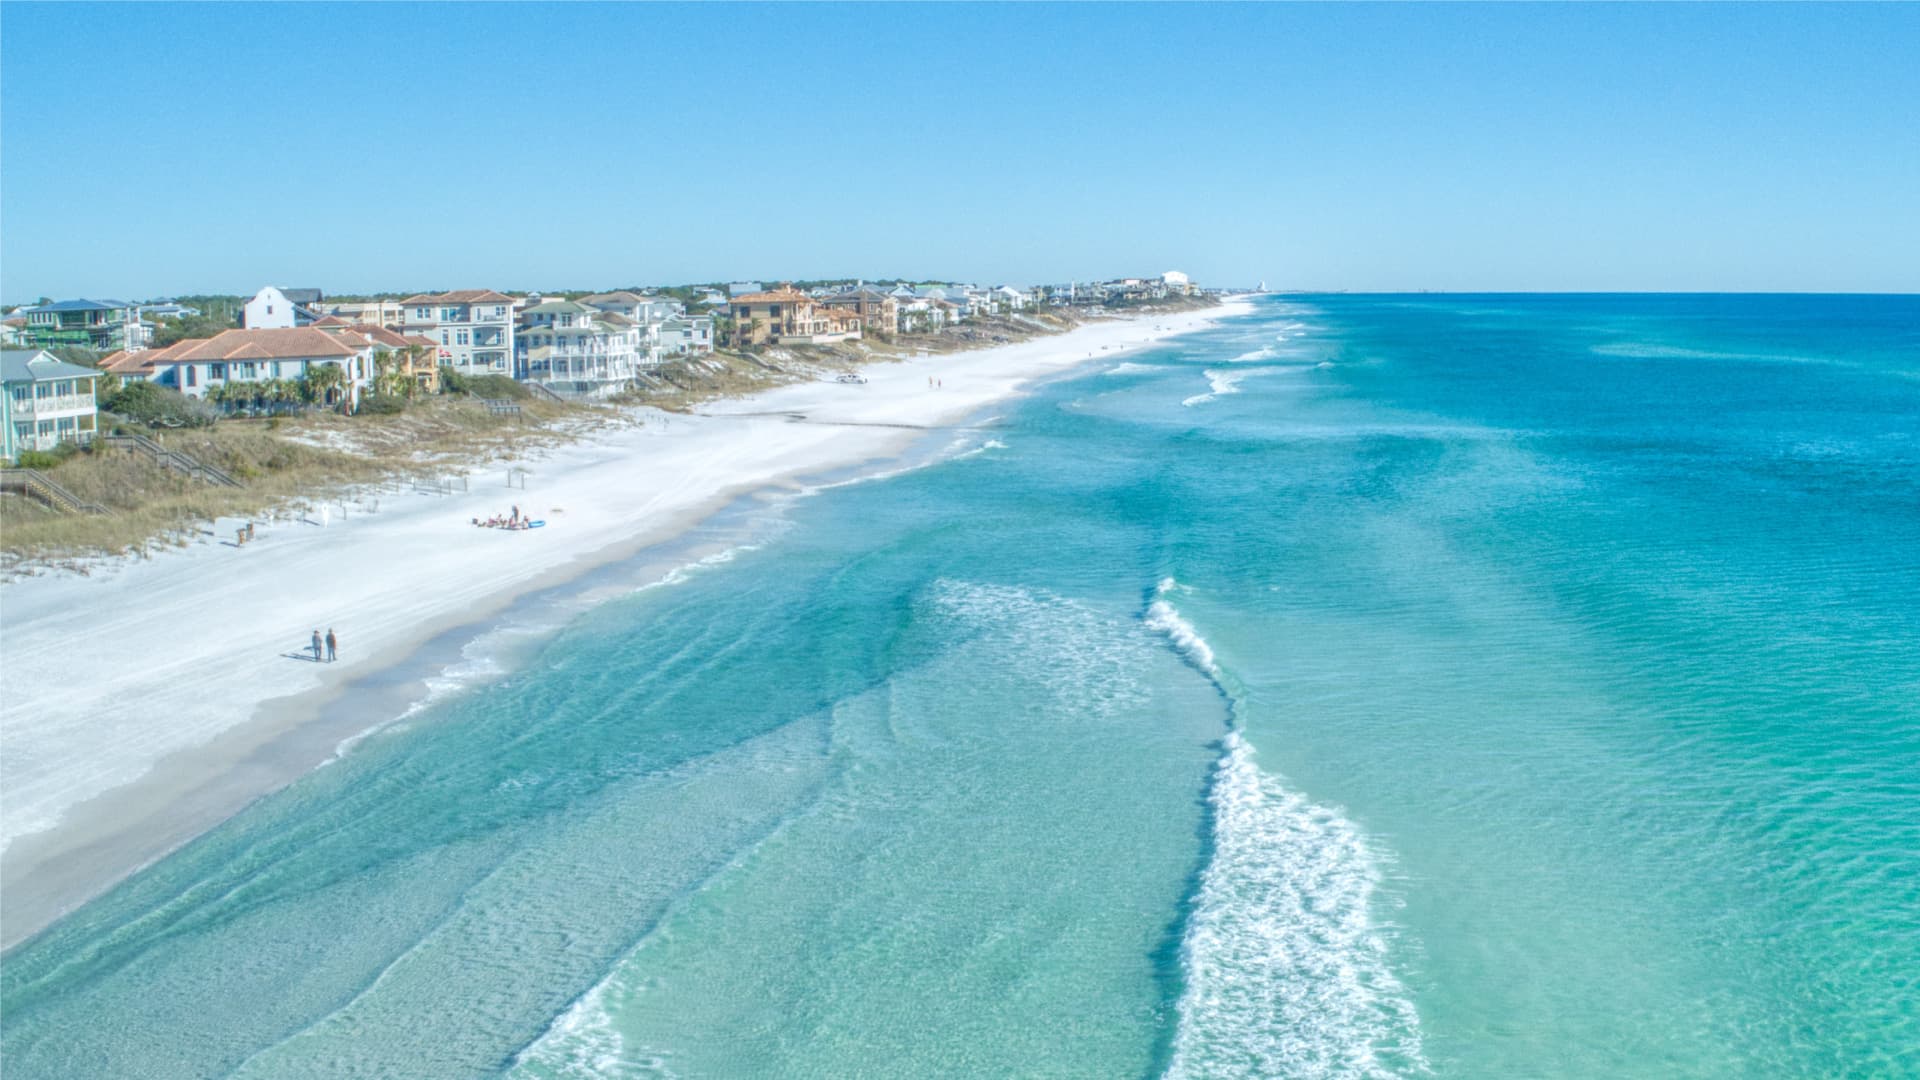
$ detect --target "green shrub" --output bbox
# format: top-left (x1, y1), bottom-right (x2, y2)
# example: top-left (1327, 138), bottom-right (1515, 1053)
top-left (102, 380), bottom-right (218, 428)
top-left (14, 449), bottom-right (64, 469)
top-left (440, 368), bottom-right (527, 400)
top-left (358, 394), bottom-right (408, 415)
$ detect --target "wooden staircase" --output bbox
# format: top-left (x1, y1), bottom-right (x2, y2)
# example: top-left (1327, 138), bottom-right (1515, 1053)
top-left (0, 468), bottom-right (112, 515)
top-left (100, 433), bottom-right (241, 487)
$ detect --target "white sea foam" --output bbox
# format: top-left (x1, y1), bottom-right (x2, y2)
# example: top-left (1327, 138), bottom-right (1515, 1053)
top-left (1104, 362), bottom-right (1158, 376)
top-left (1166, 733), bottom-right (1427, 1079)
top-left (1146, 580), bottom-right (1427, 1078)
top-left (1227, 346), bottom-right (1278, 363)
top-left (1145, 577), bottom-right (1218, 676)
top-left (1182, 369), bottom-right (1249, 407)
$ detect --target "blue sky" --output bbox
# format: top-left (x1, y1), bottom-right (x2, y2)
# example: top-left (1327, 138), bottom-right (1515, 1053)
top-left (3, 2), bottom-right (1915, 299)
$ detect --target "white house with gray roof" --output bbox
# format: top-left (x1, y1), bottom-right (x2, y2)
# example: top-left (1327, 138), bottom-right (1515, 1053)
top-left (515, 300), bottom-right (642, 394)
top-left (3, 349), bottom-right (101, 461)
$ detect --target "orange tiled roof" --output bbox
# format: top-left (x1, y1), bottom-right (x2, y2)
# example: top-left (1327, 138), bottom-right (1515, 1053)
top-left (160, 328), bottom-right (361, 363)
top-left (102, 340), bottom-right (202, 375)
top-left (310, 315), bottom-right (353, 327)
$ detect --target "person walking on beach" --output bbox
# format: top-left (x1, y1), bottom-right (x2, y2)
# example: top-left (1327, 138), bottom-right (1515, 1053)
top-left (310, 630), bottom-right (323, 662)
top-left (326, 629), bottom-right (338, 663)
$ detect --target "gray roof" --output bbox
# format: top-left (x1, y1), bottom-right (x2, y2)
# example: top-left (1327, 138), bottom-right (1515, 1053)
top-left (2, 349), bottom-right (101, 384)
top-left (519, 300), bottom-right (594, 316)
top-left (280, 288), bottom-right (324, 304)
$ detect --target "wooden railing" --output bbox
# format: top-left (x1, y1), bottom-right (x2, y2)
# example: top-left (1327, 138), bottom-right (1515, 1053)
top-left (100, 433), bottom-right (241, 487)
top-left (0, 468), bottom-right (112, 515)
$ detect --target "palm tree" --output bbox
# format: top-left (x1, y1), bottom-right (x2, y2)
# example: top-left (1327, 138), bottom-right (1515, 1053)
top-left (373, 351), bottom-right (413, 400)
top-left (302, 363), bottom-right (347, 410)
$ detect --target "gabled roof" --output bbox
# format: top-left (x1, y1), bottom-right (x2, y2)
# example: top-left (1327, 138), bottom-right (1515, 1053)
top-left (156, 328), bottom-right (361, 363)
top-left (579, 291), bottom-right (650, 305)
top-left (310, 315), bottom-right (353, 327)
top-left (101, 340), bottom-right (200, 375)
top-left (280, 288), bottom-right (323, 304)
top-left (401, 290), bottom-right (515, 306)
top-left (3, 349), bottom-right (104, 383)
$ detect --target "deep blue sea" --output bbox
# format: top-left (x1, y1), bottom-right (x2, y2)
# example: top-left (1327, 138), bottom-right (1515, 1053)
top-left (5, 294), bottom-right (1918, 1077)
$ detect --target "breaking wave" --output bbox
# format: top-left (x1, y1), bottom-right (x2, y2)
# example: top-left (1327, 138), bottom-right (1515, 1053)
top-left (1147, 579), bottom-right (1427, 1079)
top-left (1183, 370), bottom-right (1249, 407)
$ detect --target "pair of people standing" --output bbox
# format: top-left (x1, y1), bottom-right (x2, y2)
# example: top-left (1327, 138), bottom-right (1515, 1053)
top-left (309, 629), bottom-right (338, 663)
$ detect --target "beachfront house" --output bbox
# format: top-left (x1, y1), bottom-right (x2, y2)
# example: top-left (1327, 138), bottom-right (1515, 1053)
top-left (242, 287), bottom-right (325, 329)
top-left (144, 327), bottom-right (374, 410)
top-left (2, 349), bottom-right (100, 462)
top-left (399, 290), bottom-right (516, 376)
top-left (657, 315), bottom-right (715, 356)
top-left (993, 285), bottom-right (1034, 311)
top-left (514, 300), bottom-right (643, 394)
top-left (15, 299), bottom-right (152, 352)
top-left (823, 287), bottom-right (900, 335)
top-left (319, 322), bottom-right (442, 394)
top-left (728, 287), bottom-right (863, 346)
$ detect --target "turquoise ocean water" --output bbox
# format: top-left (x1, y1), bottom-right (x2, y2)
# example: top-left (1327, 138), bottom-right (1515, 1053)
top-left (5, 294), bottom-right (1918, 1077)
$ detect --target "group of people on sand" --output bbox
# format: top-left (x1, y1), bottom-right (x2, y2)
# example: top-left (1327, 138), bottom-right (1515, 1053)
top-left (926, 376), bottom-right (943, 389)
top-left (309, 629), bottom-right (338, 663)
top-left (473, 505), bottom-right (534, 530)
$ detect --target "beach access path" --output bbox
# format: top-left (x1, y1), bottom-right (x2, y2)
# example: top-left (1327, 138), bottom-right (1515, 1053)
top-left (0, 299), bottom-right (1246, 947)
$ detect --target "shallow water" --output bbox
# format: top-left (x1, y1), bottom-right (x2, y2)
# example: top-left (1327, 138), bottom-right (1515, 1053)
top-left (5, 294), bottom-right (1917, 1077)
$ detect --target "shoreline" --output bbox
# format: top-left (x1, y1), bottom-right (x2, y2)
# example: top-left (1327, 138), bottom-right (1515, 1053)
top-left (0, 298), bottom-right (1249, 950)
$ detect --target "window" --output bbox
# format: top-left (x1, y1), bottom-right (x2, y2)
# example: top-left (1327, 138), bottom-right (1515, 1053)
top-left (457, 329), bottom-right (470, 345)
top-left (38, 419), bottom-right (55, 437)
top-left (267, 304), bottom-right (275, 315)
top-left (211, 363), bottom-right (227, 379)
top-left (186, 366), bottom-right (197, 387)
top-left (415, 307), bottom-right (431, 320)
top-left (441, 331), bottom-right (451, 346)
top-left (272, 362), bottom-right (282, 378)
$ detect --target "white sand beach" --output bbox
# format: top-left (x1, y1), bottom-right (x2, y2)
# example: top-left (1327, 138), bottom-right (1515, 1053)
top-left (0, 300), bottom-right (1244, 946)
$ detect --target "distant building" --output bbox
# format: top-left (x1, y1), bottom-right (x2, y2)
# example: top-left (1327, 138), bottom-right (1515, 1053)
top-left (993, 285), bottom-right (1034, 310)
top-left (319, 299), bottom-right (406, 327)
top-left (243, 286), bottom-right (326, 329)
top-left (727, 282), bottom-right (764, 298)
top-left (728, 287), bottom-right (862, 346)
top-left (399, 290), bottom-right (516, 376)
top-left (14, 299), bottom-right (151, 352)
top-left (823, 287), bottom-right (900, 334)
top-left (140, 301), bottom-right (202, 320)
top-left (3, 349), bottom-right (101, 461)
top-left (1161, 270), bottom-right (1195, 296)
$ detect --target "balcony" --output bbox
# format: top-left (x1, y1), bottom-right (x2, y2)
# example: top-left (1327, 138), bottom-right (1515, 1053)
top-left (15, 395), bottom-right (94, 416)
